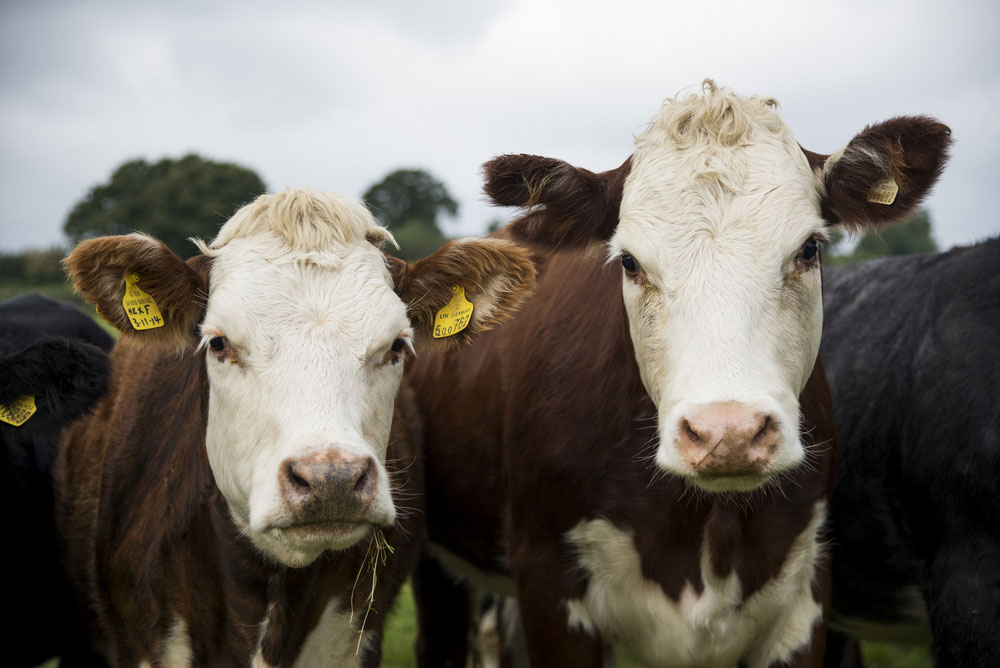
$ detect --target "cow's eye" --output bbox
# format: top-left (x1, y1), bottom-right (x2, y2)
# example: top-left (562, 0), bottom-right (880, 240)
top-left (383, 337), bottom-right (411, 367)
top-left (797, 237), bottom-right (820, 266)
top-left (621, 253), bottom-right (639, 274)
top-left (206, 334), bottom-right (238, 364)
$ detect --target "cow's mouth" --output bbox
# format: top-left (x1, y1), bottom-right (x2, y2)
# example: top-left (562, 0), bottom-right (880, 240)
top-left (276, 520), bottom-right (371, 542)
top-left (690, 472), bottom-right (772, 493)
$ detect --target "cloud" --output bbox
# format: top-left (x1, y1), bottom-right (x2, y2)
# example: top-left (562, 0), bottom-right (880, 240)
top-left (1, 0), bottom-right (998, 252)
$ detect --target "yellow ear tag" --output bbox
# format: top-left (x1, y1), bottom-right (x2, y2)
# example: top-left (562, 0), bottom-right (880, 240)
top-left (867, 178), bottom-right (899, 205)
top-left (0, 395), bottom-right (36, 427)
top-left (432, 286), bottom-right (474, 339)
top-left (122, 273), bottom-right (164, 330)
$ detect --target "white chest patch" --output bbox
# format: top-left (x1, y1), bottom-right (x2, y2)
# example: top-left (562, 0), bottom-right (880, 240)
top-left (250, 597), bottom-right (371, 668)
top-left (140, 615), bottom-right (192, 668)
top-left (293, 597), bottom-right (371, 667)
top-left (565, 502), bottom-right (826, 668)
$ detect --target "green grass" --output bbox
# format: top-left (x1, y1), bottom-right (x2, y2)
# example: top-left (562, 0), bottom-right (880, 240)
top-left (0, 279), bottom-right (79, 304)
top-left (861, 640), bottom-right (933, 668)
top-left (381, 583), bottom-right (419, 666)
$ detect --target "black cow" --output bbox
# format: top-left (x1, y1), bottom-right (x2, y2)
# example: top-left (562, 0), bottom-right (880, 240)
top-left (822, 237), bottom-right (1000, 667)
top-left (1, 294), bottom-right (113, 667)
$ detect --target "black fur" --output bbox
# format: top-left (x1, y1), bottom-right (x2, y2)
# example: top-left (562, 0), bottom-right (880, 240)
top-left (0, 294), bottom-right (112, 667)
top-left (822, 238), bottom-right (1000, 666)
top-left (0, 293), bottom-right (113, 352)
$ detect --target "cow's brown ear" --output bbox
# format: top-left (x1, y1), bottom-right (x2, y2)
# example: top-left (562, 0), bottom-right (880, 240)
top-left (384, 254), bottom-right (408, 290)
top-left (819, 116), bottom-right (951, 229)
top-left (483, 154), bottom-right (632, 249)
top-left (395, 238), bottom-right (536, 352)
top-left (63, 234), bottom-right (208, 353)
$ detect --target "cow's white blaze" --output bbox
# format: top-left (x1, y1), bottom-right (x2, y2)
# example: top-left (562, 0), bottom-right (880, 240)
top-left (197, 191), bottom-right (407, 567)
top-left (610, 83), bottom-right (826, 490)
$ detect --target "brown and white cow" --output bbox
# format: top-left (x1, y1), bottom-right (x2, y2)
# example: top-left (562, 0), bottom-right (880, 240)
top-left (408, 82), bottom-right (951, 667)
top-left (55, 189), bottom-right (535, 666)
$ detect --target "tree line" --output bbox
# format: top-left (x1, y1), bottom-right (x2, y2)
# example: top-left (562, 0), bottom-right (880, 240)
top-left (1, 153), bottom-right (940, 283)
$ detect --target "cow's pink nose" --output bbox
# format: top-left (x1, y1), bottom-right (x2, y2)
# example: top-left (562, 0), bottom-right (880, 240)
top-left (675, 402), bottom-right (780, 476)
top-left (279, 450), bottom-right (377, 523)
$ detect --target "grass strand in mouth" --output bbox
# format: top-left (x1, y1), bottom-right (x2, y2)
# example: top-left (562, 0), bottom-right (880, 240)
top-left (350, 528), bottom-right (395, 656)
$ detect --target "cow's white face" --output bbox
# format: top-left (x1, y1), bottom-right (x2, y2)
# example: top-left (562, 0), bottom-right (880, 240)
top-left (610, 91), bottom-right (826, 492)
top-left (487, 84), bottom-right (949, 492)
top-left (65, 190), bottom-right (538, 568)
top-left (200, 198), bottom-right (409, 567)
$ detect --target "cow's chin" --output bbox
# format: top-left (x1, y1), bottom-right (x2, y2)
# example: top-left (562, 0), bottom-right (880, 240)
top-left (686, 473), bottom-right (772, 494)
top-left (250, 522), bottom-right (374, 568)
top-left (654, 458), bottom-right (780, 494)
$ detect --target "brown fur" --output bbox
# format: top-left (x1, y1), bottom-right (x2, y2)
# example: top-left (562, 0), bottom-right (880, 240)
top-left (484, 155), bottom-right (632, 249)
top-left (800, 145), bottom-right (841, 226)
top-left (820, 116), bottom-right (951, 228)
top-left (63, 235), bottom-right (209, 354)
top-left (801, 147), bottom-right (829, 174)
top-left (396, 238), bottom-right (536, 352)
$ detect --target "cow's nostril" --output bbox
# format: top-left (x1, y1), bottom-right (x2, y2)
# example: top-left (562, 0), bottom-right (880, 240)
top-left (279, 451), bottom-right (380, 523)
top-left (353, 459), bottom-right (375, 496)
top-left (682, 419), bottom-right (703, 444)
top-left (752, 416), bottom-right (773, 445)
top-left (286, 463), bottom-right (311, 492)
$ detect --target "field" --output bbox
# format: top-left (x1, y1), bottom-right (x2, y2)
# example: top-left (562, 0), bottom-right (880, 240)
top-left (0, 279), bottom-right (79, 305)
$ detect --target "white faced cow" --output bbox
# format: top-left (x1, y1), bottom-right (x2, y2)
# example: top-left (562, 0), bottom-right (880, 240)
top-left (57, 189), bottom-right (535, 666)
top-left (408, 81), bottom-right (951, 667)
top-left (608, 82), bottom-right (948, 494)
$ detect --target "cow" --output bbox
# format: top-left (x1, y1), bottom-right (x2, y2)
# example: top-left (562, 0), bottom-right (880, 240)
top-left (821, 237), bottom-right (1000, 667)
top-left (55, 189), bottom-right (536, 667)
top-left (1, 293), bottom-right (115, 348)
top-left (1, 294), bottom-right (113, 667)
top-left (405, 81), bottom-right (951, 667)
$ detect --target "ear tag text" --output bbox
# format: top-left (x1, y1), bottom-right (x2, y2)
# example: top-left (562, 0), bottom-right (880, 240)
top-left (867, 178), bottom-right (898, 205)
top-left (433, 286), bottom-right (474, 339)
top-left (0, 395), bottom-right (36, 427)
top-left (122, 273), bottom-right (164, 330)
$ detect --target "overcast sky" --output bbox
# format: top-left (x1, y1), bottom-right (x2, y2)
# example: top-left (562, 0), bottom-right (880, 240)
top-left (1, 0), bottom-right (997, 254)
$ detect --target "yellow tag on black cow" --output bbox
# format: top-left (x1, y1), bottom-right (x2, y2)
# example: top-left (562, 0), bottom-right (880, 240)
top-left (432, 286), bottom-right (474, 339)
top-left (867, 178), bottom-right (898, 205)
top-left (0, 395), bottom-right (36, 427)
top-left (122, 273), bottom-right (164, 330)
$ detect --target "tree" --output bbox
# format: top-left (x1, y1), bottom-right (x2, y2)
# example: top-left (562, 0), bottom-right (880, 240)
top-left (362, 168), bottom-right (458, 260)
top-left (385, 220), bottom-right (449, 262)
top-left (64, 154), bottom-right (266, 258)
top-left (826, 209), bottom-right (939, 265)
top-left (849, 209), bottom-right (938, 260)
